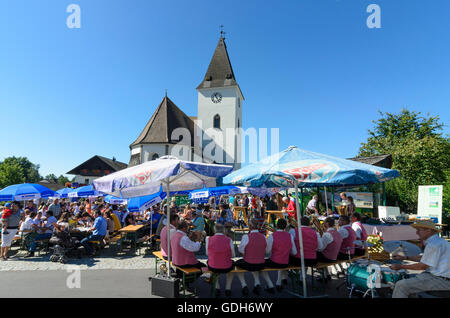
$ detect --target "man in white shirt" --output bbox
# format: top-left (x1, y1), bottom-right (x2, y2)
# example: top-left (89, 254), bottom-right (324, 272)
top-left (25, 211), bottom-right (58, 257)
top-left (390, 220), bottom-right (450, 298)
top-left (170, 220), bottom-right (206, 269)
top-left (306, 195), bottom-right (319, 216)
top-left (235, 218), bottom-right (274, 295)
top-left (205, 223), bottom-right (236, 297)
top-left (266, 218), bottom-right (297, 291)
top-left (19, 211), bottom-right (37, 234)
top-left (337, 215), bottom-right (357, 260)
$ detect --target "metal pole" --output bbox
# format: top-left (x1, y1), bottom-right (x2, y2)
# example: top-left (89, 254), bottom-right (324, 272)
top-left (300, 188), bottom-right (304, 218)
top-left (166, 181), bottom-right (171, 276)
top-left (294, 179), bottom-right (308, 297)
top-left (331, 188), bottom-right (335, 213)
top-left (324, 187), bottom-right (329, 212)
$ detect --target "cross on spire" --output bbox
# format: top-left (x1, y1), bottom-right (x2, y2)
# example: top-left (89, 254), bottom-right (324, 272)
top-left (220, 25), bottom-right (226, 39)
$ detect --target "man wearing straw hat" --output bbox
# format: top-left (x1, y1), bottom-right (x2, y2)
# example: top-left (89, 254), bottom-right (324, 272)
top-left (389, 219), bottom-right (450, 298)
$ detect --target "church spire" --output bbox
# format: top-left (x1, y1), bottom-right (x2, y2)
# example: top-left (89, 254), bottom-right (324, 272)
top-left (196, 33), bottom-right (243, 99)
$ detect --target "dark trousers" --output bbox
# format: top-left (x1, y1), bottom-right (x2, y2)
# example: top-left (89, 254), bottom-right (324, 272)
top-left (289, 255), bottom-right (317, 267)
top-left (235, 259), bottom-right (266, 271)
top-left (265, 258), bottom-right (289, 269)
top-left (337, 252), bottom-right (354, 260)
top-left (80, 234), bottom-right (105, 255)
top-left (316, 252), bottom-right (335, 263)
top-left (354, 248), bottom-right (366, 256)
top-left (29, 233), bottom-right (52, 252)
top-left (207, 260), bottom-right (235, 274)
top-left (176, 261), bottom-right (207, 269)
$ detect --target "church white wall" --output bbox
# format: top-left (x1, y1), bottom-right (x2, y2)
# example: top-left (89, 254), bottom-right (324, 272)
top-left (73, 175), bottom-right (99, 185)
top-left (131, 147), bottom-right (141, 155)
top-left (131, 144), bottom-right (193, 162)
top-left (197, 86), bottom-right (242, 168)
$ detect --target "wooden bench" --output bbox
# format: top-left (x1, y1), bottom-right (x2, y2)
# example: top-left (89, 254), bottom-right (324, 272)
top-left (205, 264), bottom-right (303, 298)
top-left (107, 235), bottom-right (122, 253)
top-left (152, 251), bottom-right (201, 298)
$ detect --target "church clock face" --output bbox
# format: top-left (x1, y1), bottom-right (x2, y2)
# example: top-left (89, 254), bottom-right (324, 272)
top-left (211, 92), bottom-right (222, 104)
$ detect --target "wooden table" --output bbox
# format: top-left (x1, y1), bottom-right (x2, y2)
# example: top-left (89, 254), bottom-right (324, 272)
top-left (118, 225), bottom-right (144, 254)
top-left (119, 225), bottom-right (144, 233)
top-left (265, 210), bottom-right (288, 225)
top-left (233, 207), bottom-right (248, 225)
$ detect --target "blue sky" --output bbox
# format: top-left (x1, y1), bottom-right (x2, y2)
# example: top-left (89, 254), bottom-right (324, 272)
top-left (1, 0), bottom-right (449, 178)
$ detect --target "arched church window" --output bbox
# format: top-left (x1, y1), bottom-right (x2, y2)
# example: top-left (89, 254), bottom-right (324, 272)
top-left (214, 114), bottom-right (221, 129)
top-left (152, 153), bottom-right (159, 160)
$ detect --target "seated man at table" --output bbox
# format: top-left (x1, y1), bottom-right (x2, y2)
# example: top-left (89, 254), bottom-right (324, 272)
top-left (281, 196), bottom-right (297, 221)
top-left (389, 220), bottom-right (450, 298)
top-left (337, 215), bottom-right (356, 260)
top-left (351, 212), bottom-right (368, 256)
top-left (218, 204), bottom-right (235, 227)
top-left (148, 208), bottom-right (162, 234)
top-left (180, 204), bottom-right (193, 221)
top-left (160, 214), bottom-right (179, 260)
top-left (170, 220), bottom-right (205, 270)
top-left (235, 218), bottom-right (274, 295)
top-left (266, 218), bottom-right (297, 291)
top-left (78, 212), bottom-right (93, 227)
top-left (206, 223), bottom-right (236, 297)
top-left (19, 210), bottom-right (37, 235)
top-left (25, 210), bottom-right (58, 257)
top-left (191, 208), bottom-right (205, 233)
top-left (80, 210), bottom-right (107, 257)
top-left (289, 216), bottom-right (323, 267)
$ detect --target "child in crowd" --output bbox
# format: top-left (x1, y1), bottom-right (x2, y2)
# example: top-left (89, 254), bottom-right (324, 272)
top-left (1, 203), bottom-right (13, 234)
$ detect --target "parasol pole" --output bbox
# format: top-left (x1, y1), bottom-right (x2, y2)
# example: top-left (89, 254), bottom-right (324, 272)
top-left (294, 179), bottom-right (308, 297)
top-left (324, 187), bottom-right (329, 212)
top-left (165, 180), bottom-right (172, 277)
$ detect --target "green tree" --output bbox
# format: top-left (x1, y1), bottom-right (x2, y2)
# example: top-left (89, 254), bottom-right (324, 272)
top-left (358, 109), bottom-right (450, 214)
top-left (0, 161), bottom-right (25, 188)
top-left (57, 175), bottom-right (70, 186)
top-left (1, 157), bottom-right (41, 184)
top-left (44, 174), bottom-right (58, 182)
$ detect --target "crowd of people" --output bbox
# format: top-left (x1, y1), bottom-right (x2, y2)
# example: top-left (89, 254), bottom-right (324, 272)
top-left (1, 191), bottom-right (448, 298)
top-left (0, 197), bottom-right (163, 259)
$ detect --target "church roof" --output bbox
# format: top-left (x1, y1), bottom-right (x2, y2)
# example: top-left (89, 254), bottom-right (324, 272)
top-left (130, 96), bottom-right (195, 148)
top-left (196, 37), bottom-right (244, 99)
top-left (348, 154), bottom-right (393, 169)
top-left (67, 155), bottom-right (128, 176)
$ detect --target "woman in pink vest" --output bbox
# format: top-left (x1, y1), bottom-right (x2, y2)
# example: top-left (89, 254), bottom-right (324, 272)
top-left (206, 223), bottom-right (236, 297)
top-left (235, 218), bottom-right (274, 295)
top-left (337, 215), bottom-right (357, 260)
top-left (266, 218), bottom-right (297, 291)
top-left (351, 212), bottom-right (368, 256)
top-left (289, 216), bottom-right (321, 267)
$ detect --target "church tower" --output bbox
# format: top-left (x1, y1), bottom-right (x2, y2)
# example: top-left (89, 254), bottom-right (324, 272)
top-left (196, 34), bottom-right (244, 169)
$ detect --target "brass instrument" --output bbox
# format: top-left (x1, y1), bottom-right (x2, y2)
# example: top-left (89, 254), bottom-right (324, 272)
top-left (188, 230), bottom-right (205, 242)
top-left (337, 205), bottom-right (347, 216)
top-left (287, 217), bottom-right (298, 232)
top-left (264, 223), bottom-right (276, 233)
top-left (311, 216), bottom-right (325, 236)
